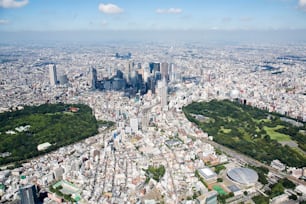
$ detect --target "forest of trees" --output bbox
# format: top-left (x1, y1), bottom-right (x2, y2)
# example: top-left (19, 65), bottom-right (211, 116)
top-left (183, 100), bottom-right (306, 167)
top-left (0, 103), bottom-right (100, 165)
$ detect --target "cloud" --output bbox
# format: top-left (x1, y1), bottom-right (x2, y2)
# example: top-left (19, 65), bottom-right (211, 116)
top-left (299, 0), bottom-right (306, 10)
top-left (156, 8), bottom-right (182, 14)
top-left (0, 19), bottom-right (9, 24)
top-left (0, 0), bottom-right (28, 8)
top-left (98, 3), bottom-right (123, 14)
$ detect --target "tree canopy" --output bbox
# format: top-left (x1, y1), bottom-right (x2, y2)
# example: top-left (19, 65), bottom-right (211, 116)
top-left (0, 103), bottom-right (99, 165)
top-left (183, 100), bottom-right (306, 167)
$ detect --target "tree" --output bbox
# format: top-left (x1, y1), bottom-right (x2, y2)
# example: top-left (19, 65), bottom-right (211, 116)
top-left (270, 182), bottom-right (284, 198)
top-left (144, 165), bottom-right (166, 182)
top-left (289, 194), bottom-right (297, 200)
top-left (217, 178), bottom-right (223, 182)
top-left (281, 178), bottom-right (296, 189)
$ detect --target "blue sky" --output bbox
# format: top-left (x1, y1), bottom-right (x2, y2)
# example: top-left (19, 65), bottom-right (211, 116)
top-left (0, 0), bottom-right (306, 31)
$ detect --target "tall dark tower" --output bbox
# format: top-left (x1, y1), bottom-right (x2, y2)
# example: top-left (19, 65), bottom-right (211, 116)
top-left (89, 67), bottom-right (97, 90)
top-left (19, 185), bottom-right (38, 204)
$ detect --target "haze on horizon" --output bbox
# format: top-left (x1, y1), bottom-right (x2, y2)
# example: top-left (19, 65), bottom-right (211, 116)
top-left (1, 0), bottom-right (306, 43)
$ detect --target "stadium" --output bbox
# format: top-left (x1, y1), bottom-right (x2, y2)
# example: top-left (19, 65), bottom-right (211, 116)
top-left (227, 167), bottom-right (258, 185)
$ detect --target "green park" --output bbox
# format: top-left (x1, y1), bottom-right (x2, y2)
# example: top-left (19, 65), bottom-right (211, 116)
top-left (183, 100), bottom-right (306, 167)
top-left (0, 103), bottom-right (103, 166)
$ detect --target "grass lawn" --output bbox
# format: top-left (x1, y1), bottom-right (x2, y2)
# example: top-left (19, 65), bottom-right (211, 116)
top-left (292, 147), bottom-right (306, 155)
top-left (220, 127), bottom-right (232, 134)
top-left (253, 118), bottom-right (271, 123)
top-left (183, 100), bottom-right (306, 167)
top-left (263, 125), bottom-right (291, 142)
top-left (213, 185), bottom-right (227, 195)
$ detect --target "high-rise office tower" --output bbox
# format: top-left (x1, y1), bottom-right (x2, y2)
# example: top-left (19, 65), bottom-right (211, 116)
top-left (169, 63), bottom-right (175, 82)
top-left (149, 62), bottom-right (160, 74)
top-left (159, 77), bottom-right (168, 109)
top-left (160, 62), bottom-right (169, 80)
top-left (48, 64), bottom-right (57, 86)
top-left (126, 61), bottom-right (134, 84)
top-left (19, 184), bottom-right (38, 204)
top-left (89, 67), bottom-right (97, 90)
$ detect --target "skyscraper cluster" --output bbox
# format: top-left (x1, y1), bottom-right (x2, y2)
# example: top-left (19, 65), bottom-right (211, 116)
top-left (91, 61), bottom-right (174, 100)
top-left (48, 64), bottom-right (69, 87)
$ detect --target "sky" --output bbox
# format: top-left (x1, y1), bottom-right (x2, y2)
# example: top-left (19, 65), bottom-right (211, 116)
top-left (0, 0), bottom-right (306, 31)
top-left (1, 0), bottom-right (306, 43)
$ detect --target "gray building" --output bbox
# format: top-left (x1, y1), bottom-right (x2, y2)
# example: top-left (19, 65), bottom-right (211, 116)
top-left (48, 64), bottom-right (57, 86)
top-left (19, 184), bottom-right (38, 204)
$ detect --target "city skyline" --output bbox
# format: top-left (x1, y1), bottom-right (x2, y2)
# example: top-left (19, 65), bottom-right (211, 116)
top-left (0, 41), bottom-right (306, 203)
top-left (1, 0), bottom-right (306, 32)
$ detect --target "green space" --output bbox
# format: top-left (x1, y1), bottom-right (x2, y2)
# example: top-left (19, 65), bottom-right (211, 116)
top-left (253, 178), bottom-right (296, 203)
top-left (252, 195), bottom-right (269, 204)
top-left (0, 103), bottom-right (103, 166)
top-left (183, 100), bottom-right (306, 167)
top-left (50, 180), bottom-right (81, 202)
top-left (144, 165), bottom-right (166, 183)
top-left (214, 164), bottom-right (226, 174)
top-left (218, 192), bottom-right (234, 204)
top-left (263, 125), bottom-right (291, 141)
top-left (220, 127), bottom-right (232, 134)
top-left (97, 120), bottom-right (115, 128)
top-left (213, 185), bottom-right (226, 195)
top-left (252, 178), bottom-right (296, 204)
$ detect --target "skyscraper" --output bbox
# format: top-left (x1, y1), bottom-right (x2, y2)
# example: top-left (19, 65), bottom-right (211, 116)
top-left (169, 63), bottom-right (175, 82)
top-left (89, 67), bottom-right (97, 90)
top-left (126, 61), bottom-right (134, 84)
top-left (19, 184), bottom-right (38, 204)
top-left (160, 62), bottom-right (169, 80)
top-left (159, 77), bottom-right (168, 109)
top-left (149, 62), bottom-right (160, 74)
top-left (48, 64), bottom-right (57, 86)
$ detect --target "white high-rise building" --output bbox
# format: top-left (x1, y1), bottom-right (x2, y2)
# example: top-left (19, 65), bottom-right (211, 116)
top-left (158, 77), bottom-right (168, 109)
top-left (169, 63), bottom-right (176, 82)
top-left (49, 64), bottom-right (57, 86)
top-left (130, 118), bottom-right (138, 133)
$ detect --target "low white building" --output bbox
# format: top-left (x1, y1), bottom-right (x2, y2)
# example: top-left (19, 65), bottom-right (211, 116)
top-left (271, 159), bottom-right (286, 171)
top-left (37, 142), bottom-right (52, 151)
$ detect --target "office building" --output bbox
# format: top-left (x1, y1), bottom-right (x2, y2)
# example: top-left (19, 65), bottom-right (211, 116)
top-left (158, 78), bottom-right (168, 109)
top-left (204, 190), bottom-right (218, 204)
top-left (48, 64), bottom-right (57, 86)
top-left (169, 63), bottom-right (176, 82)
top-left (160, 62), bottom-right (169, 80)
top-left (58, 74), bottom-right (68, 85)
top-left (89, 67), bottom-right (97, 90)
top-left (19, 184), bottom-right (38, 204)
top-left (149, 62), bottom-right (160, 74)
